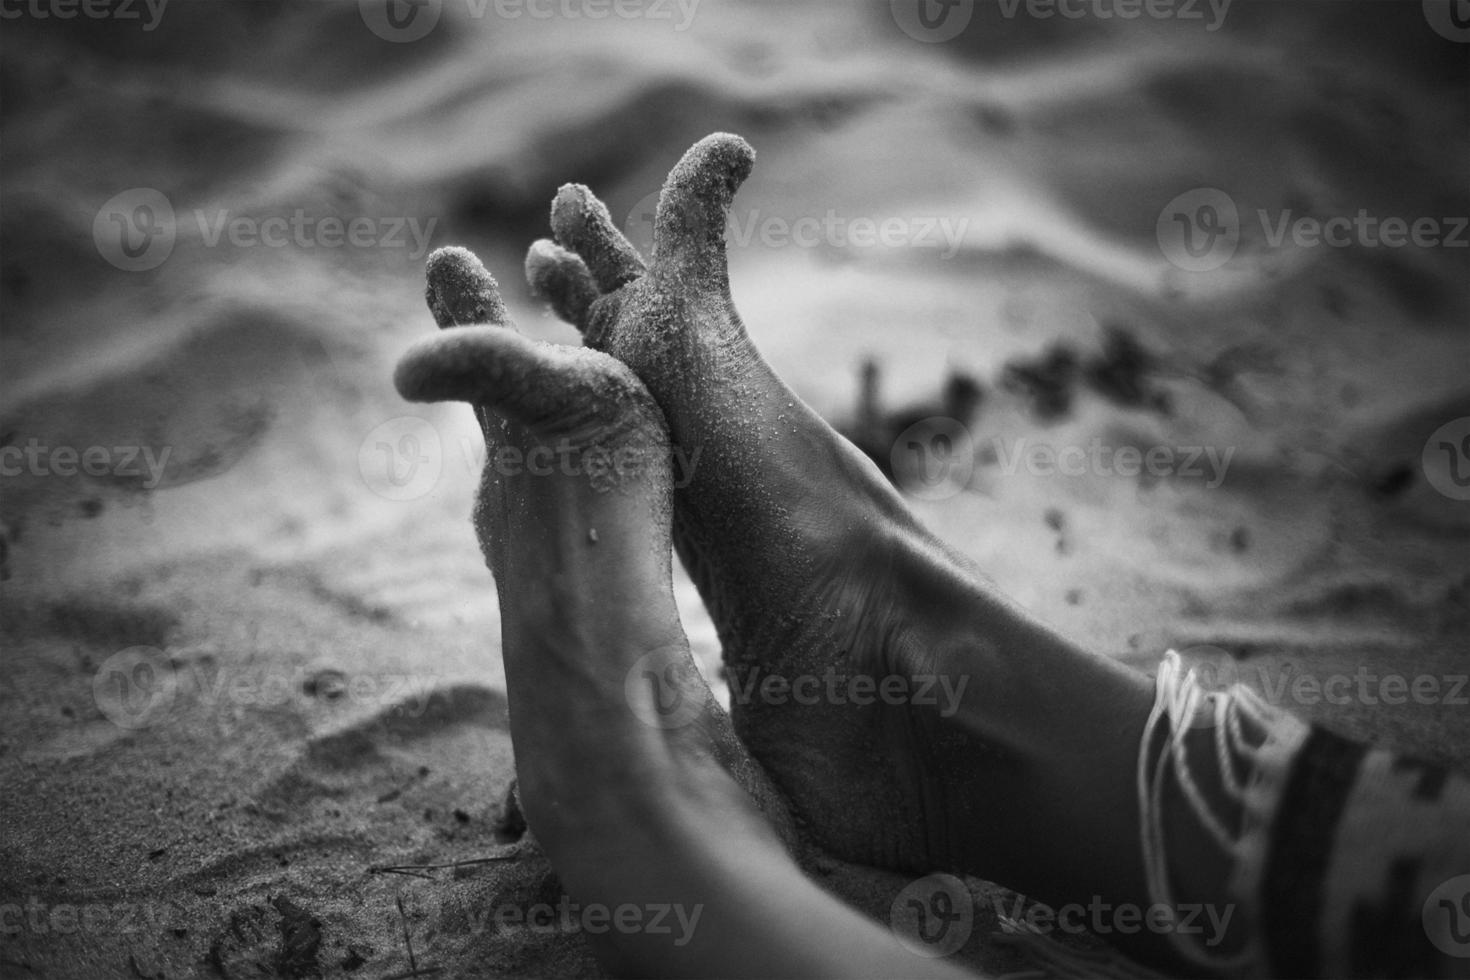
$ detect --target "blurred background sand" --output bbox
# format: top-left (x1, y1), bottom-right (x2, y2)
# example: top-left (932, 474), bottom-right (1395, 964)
top-left (1, 1), bottom-right (1468, 976)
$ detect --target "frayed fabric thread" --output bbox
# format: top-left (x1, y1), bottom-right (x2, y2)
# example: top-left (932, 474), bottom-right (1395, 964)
top-left (1136, 650), bottom-right (1279, 974)
top-left (1008, 650), bottom-right (1467, 978)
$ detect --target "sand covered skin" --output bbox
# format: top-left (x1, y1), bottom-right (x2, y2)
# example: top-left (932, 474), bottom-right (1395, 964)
top-left (2, 1), bottom-right (1469, 977)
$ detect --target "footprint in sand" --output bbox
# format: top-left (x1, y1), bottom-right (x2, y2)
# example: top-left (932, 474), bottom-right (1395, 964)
top-left (257, 684), bottom-right (513, 817)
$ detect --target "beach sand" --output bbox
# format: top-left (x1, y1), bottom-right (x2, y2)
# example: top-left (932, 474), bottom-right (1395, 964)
top-left (2, 1), bottom-right (1467, 976)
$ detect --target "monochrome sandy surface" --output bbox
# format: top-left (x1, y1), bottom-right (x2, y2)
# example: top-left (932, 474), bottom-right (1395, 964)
top-left (2, 2), bottom-right (1467, 976)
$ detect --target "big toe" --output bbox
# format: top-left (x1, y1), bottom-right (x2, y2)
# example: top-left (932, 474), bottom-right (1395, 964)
top-left (652, 132), bottom-right (754, 280)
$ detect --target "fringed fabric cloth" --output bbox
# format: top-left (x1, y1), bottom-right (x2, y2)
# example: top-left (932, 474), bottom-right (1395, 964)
top-left (1140, 651), bottom-right (1470, 978)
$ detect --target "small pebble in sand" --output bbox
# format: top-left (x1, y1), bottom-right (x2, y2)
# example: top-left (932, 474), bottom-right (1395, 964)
top-left (1045, 510), bottom-right (1071, 555)
top-left (303, 669), bottom-right (348, 700)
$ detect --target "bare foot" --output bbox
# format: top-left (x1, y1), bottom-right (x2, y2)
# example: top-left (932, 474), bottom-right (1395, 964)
top-left (394, 248), bottom-right (977, 980)
top-left (397, 247), bottom-right (792, 837)
top-left (524, 136), bottom-right (1169, 923)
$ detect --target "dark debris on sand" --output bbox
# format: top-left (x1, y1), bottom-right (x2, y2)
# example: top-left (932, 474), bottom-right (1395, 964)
top-left (491, 780), bottom-right (528, 844)
top-left (845, 324), bottom-right (1177, 492)
top-left (842, 358), bottom-right (985, 480)
top-left (271, 896), bottom-right (324, 979)
top-left (1083, 324), bottom-right (1172, 416)
top-left (1001, 325), bottom-right (1174, 425)
top-left (205, 897), bottom-right (324, 979)
top-left (1001, 342), bottom-right (1078, 424)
